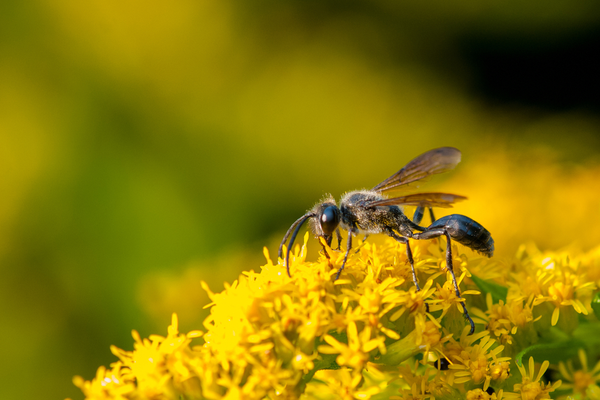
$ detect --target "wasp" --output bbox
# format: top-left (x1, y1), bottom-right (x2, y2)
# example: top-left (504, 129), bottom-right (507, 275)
top-left (278, 147), bottom-right (494, 334)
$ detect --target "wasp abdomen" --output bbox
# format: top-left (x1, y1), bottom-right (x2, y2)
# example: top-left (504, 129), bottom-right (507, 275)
top-left (427, 214), bottom-right (494, 257)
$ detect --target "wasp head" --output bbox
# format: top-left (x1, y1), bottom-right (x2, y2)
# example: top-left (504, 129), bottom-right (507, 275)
top-left (309, 196), bottom-right (340, 244)
top-left (278, 195), bottom-right (340, 277)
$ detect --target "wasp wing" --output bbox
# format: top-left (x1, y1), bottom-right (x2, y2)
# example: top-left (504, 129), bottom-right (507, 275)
top-left (372, 147), bottom-right (461, 192)
top-left (368, 192), bottom-right (467, 208)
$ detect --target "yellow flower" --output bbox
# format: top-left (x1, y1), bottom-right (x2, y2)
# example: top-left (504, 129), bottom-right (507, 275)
top-left (318, 321), bottom-right (384, 370)
top-left (73, 314), bottom-right (204, 400)
top-left (445, 328), bottom-right (510, 391)
top-left (489, 360), bottom-right (510, 383)
top-left (429, 275), bottom-right (479, 332)
top-left (72, 363), bottom-right (135, 400)
top-left (337, 268), bottom-right (409, 342)
top-left (393, 361), bottom-right (442, 400)
top-left (466, 388), bottom-right (505, 400)
top-left (511, 244), bottom-right (596, 331)
top-left (72, 233), bottom-right (600, 399)
top-left (306, 368), bottom-right (381, 400)
top-left (557, 348), bottom-right (600, 396)
top-left (504, 357), bottom-right (561, 400)
top-left (472, 293), bottom-right (538, 347)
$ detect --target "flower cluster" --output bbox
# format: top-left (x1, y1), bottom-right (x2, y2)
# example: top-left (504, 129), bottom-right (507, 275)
top-left (71, 232), bottom-right (600, 399)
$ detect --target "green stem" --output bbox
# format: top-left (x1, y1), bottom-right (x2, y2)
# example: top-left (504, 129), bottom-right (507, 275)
top-left (374, 328), bottom-right (427, 366)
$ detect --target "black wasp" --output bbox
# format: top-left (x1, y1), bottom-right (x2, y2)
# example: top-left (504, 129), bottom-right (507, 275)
top-left (278, 147), bottom-right (494, 334)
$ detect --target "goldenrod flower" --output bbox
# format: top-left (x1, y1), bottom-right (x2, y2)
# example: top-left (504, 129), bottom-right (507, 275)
top-left (557, 348), bottom-right (600, 397)
top-left (71, 235), bottom-right (600, 399)
top-left (305, 368), bottom-right (381, 399)
top-left (472, 293), bottom-right (539, 349)
top-left (429, 276), bottom-right (479, 331)
top-left (504, 357), bottom-right (561, 400)
top-left (445, 329), bottom-right (510, 391)
top-left (318, 321), bottom-right (383, 371)
top-left (392, 361), bottom-right (449, 400)
top-left (72, 363), bottom-right (134, 400)
top-left (510, 244), bottom-right (596, 332)
top-left (466, 388), bottom-right (504, 400)
top-left (73, 314), bottom-right (203, 399)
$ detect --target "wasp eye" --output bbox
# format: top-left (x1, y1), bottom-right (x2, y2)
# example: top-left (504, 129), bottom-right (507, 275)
top-left (320, 206), bottom-right (340, 235)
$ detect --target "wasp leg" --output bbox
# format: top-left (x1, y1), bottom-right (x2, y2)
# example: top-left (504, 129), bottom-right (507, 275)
top-left (412, 228), bottom-right (475, 335)
top-left (386, 229), bottom-right (430, 313)
top-left (385, 230), bottom-right (420, 291)
top-left (334, 230), bottom-right (353, 280)
top-left (412, 206), bottom-right (435, 225)
top-left (413, 206), bottom-right (425, 225)
top-left (428, 207), bottom-right (436, 223)
top-left (354, 233), bottom-right (369, 254)
top-left (335, 228), bottom-right (343, 251)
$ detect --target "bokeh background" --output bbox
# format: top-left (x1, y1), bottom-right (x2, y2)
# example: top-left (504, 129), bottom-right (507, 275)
top-left (1, 1), bottom-right (600, 398)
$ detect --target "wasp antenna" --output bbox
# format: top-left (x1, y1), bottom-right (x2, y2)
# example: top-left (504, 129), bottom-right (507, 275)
top-left (279, 213), bottom-right (314, 258)
top-left (284, 213), bottom-right (314, 277)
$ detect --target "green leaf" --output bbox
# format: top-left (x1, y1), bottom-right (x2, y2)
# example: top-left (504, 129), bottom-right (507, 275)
top-left (297, 352), bottom-right (340, 395)
top-left (574, 322), bottom-right (600, 347)
top-left (515, 337), bottom-right (584, 366)
top-left (470, 274), bottom-right (508, 303)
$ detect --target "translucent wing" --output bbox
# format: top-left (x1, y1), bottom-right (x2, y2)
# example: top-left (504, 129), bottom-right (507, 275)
top-left (372, 147), bottom-right (461, 193)
top-left (368, 192), bottom-right (467, 208)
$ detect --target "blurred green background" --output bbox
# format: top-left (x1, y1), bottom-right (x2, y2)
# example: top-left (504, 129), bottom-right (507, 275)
top-left (1, 1), bottom-right (600, 398)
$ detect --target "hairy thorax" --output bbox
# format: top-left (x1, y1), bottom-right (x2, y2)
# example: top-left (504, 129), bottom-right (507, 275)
top-left (339, 190), bottom-right (407, 234)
